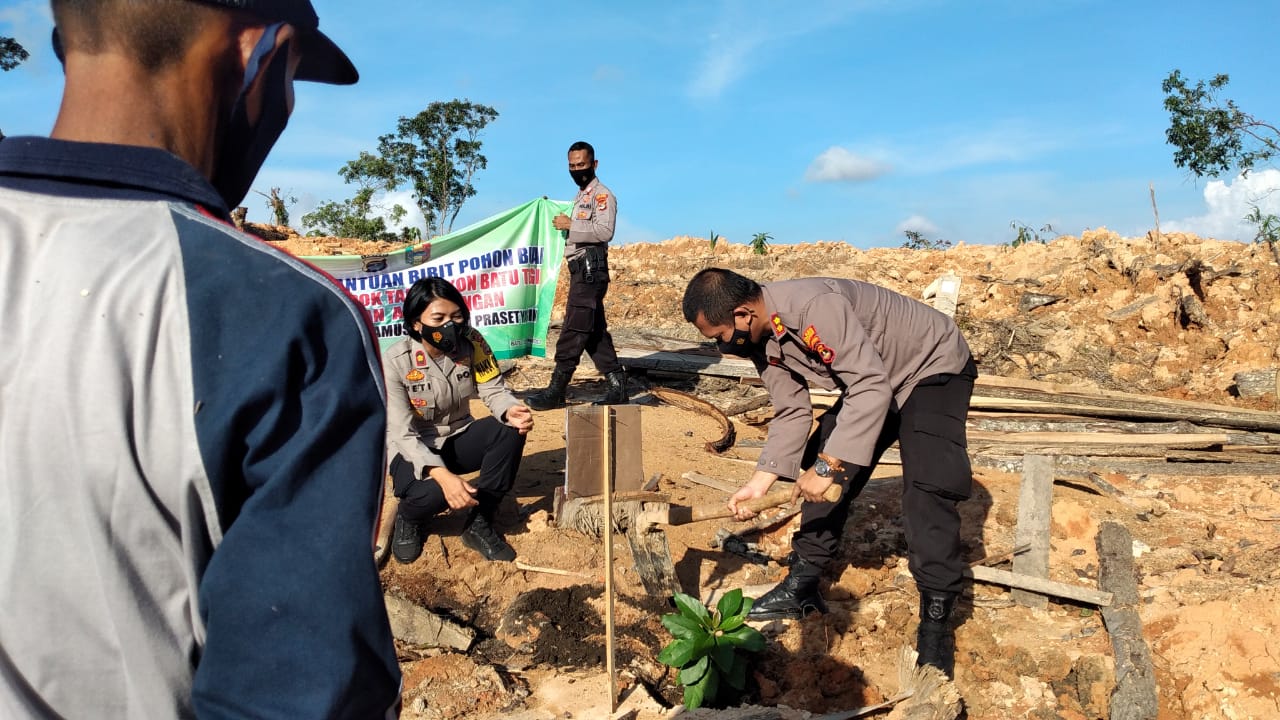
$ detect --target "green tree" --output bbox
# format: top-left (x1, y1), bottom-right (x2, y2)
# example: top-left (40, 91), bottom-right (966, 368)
top-left (375, 100), bottom-right (498, 237)
top-left (301, 152), bottom-right (411, 241)
top-left (1163, 70), bottom-right (1279, 178)
top-left (749, 232), bottom-right (771, 255)
top-left (0, 36), bottom-right (27, 71)
top-left (1, 36), bottom-right (30, 141)
top-left (901, 229), bottom-right (951, 251)
top-left (1007, 221), bottom-right (1055, 248)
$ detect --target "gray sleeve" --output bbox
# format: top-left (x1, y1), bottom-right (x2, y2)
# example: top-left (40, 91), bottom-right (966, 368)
top-left (755, 360), bottom-right (813, 480)
top-left (384, 356), bottom-right (445, 478)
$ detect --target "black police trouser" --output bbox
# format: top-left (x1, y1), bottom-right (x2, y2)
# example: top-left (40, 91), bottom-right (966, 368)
top-left (791, 358), bottom-right (977, 595)
top-left (390, 416), bottom-right (527, 524)
top-left (554, 266), bottom-right (622, 375)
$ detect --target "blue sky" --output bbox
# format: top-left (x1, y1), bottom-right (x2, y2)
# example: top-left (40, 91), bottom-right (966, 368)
top-left (3, 0), bottom-right (1279, 247)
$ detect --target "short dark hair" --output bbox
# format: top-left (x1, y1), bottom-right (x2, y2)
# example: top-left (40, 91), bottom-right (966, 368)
top-left (568, 141), bottom-right (595, 161)
top-left (682, 268), bottom-right (762, 325)
top-left (402, 277), bottom-right (470, 341)
top-left (52, 0), bottom-right (220, 72)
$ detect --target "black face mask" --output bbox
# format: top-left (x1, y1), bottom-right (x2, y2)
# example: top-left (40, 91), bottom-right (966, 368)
top-left (570, 167), bottom-right (596, 189)
top-left (422, 321), bottom-right (463, 354)
top-left (212, 24), bottom-right (291, 211)
top-left (717, 320), bottom-right (759, 357)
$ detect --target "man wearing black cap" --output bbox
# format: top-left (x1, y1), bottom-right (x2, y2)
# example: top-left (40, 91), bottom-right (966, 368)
top-left (0, 1), bottom-right (400, 717)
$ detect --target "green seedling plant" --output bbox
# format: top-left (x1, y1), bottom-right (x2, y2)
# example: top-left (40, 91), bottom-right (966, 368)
top-left (657, 589), bottom-right (765, 710)
top-left (750, 232), bottom-right (772, 255)
top-left (709, 229), bottom-right (722, 250)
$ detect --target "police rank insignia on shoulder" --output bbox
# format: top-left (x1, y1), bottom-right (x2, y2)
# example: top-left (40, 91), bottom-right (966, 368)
top-left (595, 193), bottom-right (609, 211)
top-left (468, 330), bottom-right (500, 384)
top-left (413, 349), bottom-right (428, 368)
top-left (405, 369), bottom-right (424, 382)
top-left (770, 313), bottom-right (786, 338)
top-left (801, 325), bottom-right (837, 364)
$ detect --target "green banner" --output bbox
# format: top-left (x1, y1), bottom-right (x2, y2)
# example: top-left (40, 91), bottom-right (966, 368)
top-left (302, 198), bottom-right (571, 360)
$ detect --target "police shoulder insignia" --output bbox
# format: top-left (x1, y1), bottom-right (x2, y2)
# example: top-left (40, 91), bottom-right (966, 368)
top-left (800, 325), bottom-right (837, 365)
top-left (405, 369), bottom-right (425, 382)
top-left (413, 349), bottom-right (428, 368)
top-left (770, 313), bottom-right (786, 338)
top-left (595, 193), bottom-right (609, 210)
top-left (470, 335), bottom-right (500, 384)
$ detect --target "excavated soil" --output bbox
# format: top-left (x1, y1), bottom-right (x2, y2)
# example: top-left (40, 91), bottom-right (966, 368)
top-left (265, 226), bottom-right (1280, 719)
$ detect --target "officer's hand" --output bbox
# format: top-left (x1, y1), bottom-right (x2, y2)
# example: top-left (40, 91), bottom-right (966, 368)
top-left (728, 481), bottom-right (771, 521)
top-left (506, 405), bottom-right (535, 435)
top-left (431, 469), bottom-right (479, 510)
top-left (793, 467), bottom-right (836, 504)
top-left (552, 213), bottom-right (572, 231)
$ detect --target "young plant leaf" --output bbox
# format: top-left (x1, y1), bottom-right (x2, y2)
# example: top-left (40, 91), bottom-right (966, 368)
top-left (709, 640), bottom-right (735, 672)
top-left (678, 654), bottom-right (710, 686)
top-left (657, 637), bottom-right (696, 668)
top-left (673, 592), bottom-right (712, 628)
top-left (715, 588), bottom-right (744, 621)
top-left (661, 613), bottom-right (702, 640)
top-left (721, 625), bottom-right (766, 652)
top-left (723, 652), bottom-right (749, 690)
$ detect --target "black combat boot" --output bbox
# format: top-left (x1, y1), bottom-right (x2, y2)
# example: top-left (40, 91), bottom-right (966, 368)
top-left (593, 370), bottom-right (628, 405)
top-left (460, 512), bottom-right (516, 562)
top-left (746, 558), bottom-right (828, 620)
top-left (916, 590), bottom-right (958, 676)
top-left (526, 368), bottom-right (573, 411)
top-left (391, 513), bottom-right (426, 565)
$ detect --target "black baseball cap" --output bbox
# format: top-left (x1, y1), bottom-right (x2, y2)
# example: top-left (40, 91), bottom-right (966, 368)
top-left (195, 0), bottom-right (358, 84)
top-left (51, 0), bottom-right (358, 85)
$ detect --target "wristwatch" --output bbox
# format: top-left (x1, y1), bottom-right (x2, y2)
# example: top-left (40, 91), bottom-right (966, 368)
top-left (813, 457), bottom-right (834, 478)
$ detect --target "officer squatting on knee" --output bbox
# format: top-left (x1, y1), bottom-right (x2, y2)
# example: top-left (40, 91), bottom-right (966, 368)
top-left (526, 141), bottom-right (629, 410)
top-left (682, 268), bottom-right (979, 676)
top-left (386, 277), bottom-right (536, 565)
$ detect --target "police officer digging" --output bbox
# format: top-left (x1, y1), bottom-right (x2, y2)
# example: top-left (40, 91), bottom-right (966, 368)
top-left (682, 268), bottom-right (979, 676)
top-left (526, 141), bottom-right (628, 409)
top-left (387, 277), bottom-right (536, 564)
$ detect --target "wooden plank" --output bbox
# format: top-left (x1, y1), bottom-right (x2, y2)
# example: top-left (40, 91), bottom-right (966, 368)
top-left (616, 347), bottom-right (757, 379)
top-left (974, 376), bottom-right (1280, 432)
top-left (681, 470), bottom-right (739, 494)
top-left (1096, 521), bottom-right (1158, 720)
top-left (967, 565), bottom-right (1113, 606)
top-left (565, 406), bottom-right (644, 499)
top-left (1012, 455), bottom-right (1054, 609)
top-left (968, 430), bottom-right (1231, 446)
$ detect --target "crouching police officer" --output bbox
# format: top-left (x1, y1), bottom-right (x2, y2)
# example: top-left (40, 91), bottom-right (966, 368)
top-left (526, 141), bottom-right (628, 409)
top-left (682, 268), bottom-right (978, 676)
top-left (387, 277), bottom-right (535, 564)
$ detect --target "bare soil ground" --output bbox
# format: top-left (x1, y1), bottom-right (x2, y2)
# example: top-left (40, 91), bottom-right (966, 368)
top-left (266, 226), bottom-right (1280, 719)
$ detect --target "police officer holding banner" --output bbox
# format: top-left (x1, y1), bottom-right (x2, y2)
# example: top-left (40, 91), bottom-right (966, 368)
top-left (681, 268), bottom-right (978, 676)
top-left (526, 141), bottom-right (628, 409)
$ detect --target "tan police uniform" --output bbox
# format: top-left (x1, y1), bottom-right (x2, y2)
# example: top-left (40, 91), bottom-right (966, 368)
top-left (384, 327), bottom-right (528, 527)
top-left (553, 177), bottom-right (622, 375)
top-left (751, 277), bottom-right (977, 594)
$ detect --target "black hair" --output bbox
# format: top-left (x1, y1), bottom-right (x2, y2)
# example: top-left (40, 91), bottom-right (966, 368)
top-left (402, 276), bottom-right (470, 341)
top-left (52, 0), bottom-right (218, 72)
top-left (568, 141), bottom-right (595, 161)
top-left (682, 268), bottom-right (762, 326)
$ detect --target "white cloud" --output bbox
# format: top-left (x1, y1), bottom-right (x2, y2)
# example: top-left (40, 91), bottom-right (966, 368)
top-left (1165, 169), bottom-right (1280, 242)
top-left (895, 215), bottom-right (939, 236)
top-left (688, 35), bottom-right (760, 99)
top-left (804, 146), bottom-right (890, 183)
top-left (380, 189), bottom-right (427, 236)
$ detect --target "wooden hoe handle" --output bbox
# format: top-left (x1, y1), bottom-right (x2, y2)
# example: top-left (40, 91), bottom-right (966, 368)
top-left (689, 483), bottom-right (843, 523)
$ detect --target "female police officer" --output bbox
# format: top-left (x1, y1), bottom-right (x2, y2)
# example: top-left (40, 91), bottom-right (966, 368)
top-left (386, 277), bottom-right (535, 564)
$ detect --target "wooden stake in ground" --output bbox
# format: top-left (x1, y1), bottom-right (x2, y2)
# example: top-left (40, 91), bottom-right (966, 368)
top-left (1097, 521), bottom-right (1158, 720)
top-left (1012, 454), bottom-right (1054, 609)
top-left (602, 406), bottom-right (618, 713)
